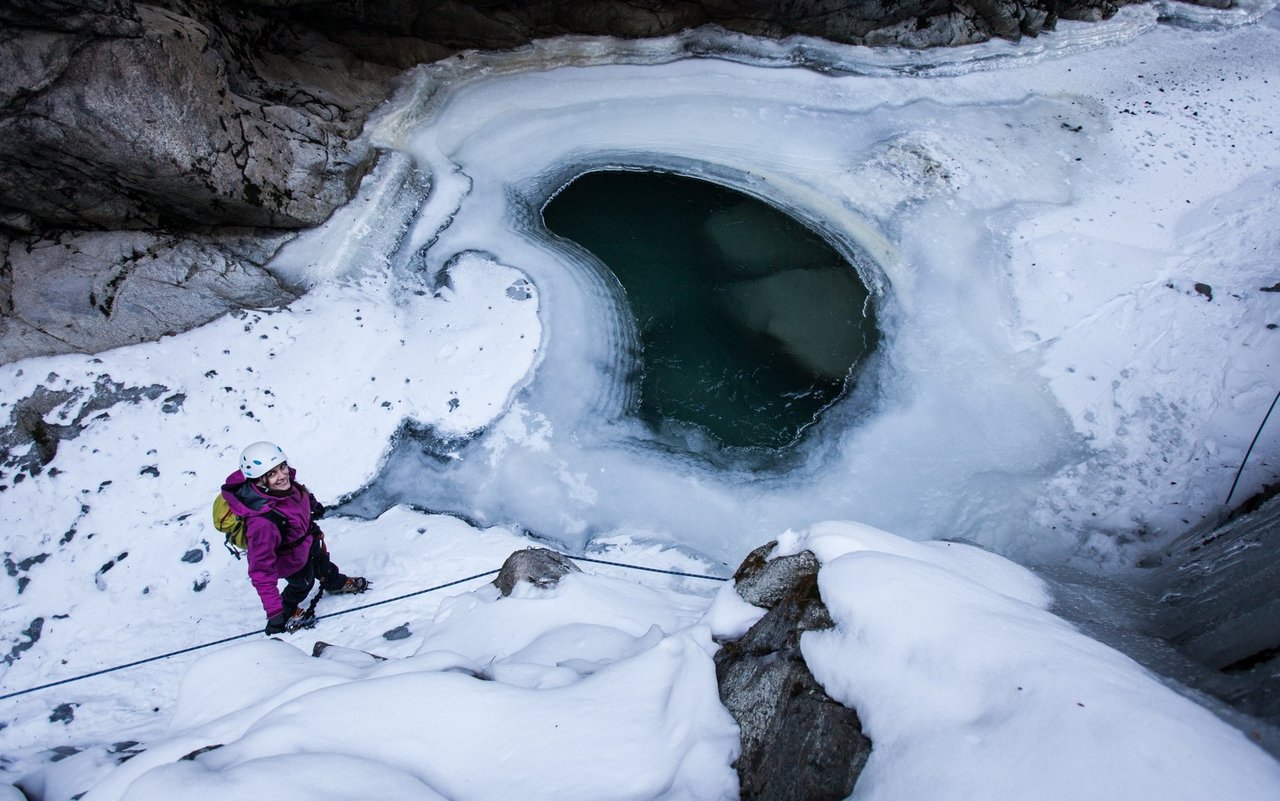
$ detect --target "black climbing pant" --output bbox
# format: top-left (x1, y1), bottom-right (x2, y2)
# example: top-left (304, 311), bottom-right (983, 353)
top-left (280, 531), bottom-right (347, 615)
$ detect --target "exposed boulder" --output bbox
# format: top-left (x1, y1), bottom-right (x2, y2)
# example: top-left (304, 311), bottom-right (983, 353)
top-left (0, 228), bottom-right (297, 363)
top-left (0, 0), bottom-right (398, 364)
top-left (715, 542), bottom-right (872, 801)
top-left (493, 547), bottom-right (583, 596)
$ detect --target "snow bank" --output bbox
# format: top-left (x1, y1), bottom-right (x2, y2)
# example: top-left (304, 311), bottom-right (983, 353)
top-left (761, 521), bottom-right (1280, 801)
top-left (61, 566), bottom-right (737, 801)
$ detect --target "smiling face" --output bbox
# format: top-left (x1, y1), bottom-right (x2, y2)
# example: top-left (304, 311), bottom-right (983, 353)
top-left (259, 462), bottom-right (292, 493)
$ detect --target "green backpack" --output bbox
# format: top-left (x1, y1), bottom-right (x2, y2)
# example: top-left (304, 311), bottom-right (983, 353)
top-left (212, 493), bottom-right (286, 559)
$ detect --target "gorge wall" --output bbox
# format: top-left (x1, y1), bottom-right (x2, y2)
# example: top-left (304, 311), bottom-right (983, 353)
top-left (0, 0), bottom-right (1176, 362)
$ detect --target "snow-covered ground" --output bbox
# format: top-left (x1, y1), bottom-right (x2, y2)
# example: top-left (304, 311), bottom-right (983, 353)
top-left (3, 3), bottom-right (1280, 799)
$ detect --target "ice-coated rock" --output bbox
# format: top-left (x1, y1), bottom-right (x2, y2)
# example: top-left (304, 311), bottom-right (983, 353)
top-left (492, 547), bottom-right (583, 596)
top-left (715, 542), bottom-right (872, 801)
top-left (0, 0), bottom-right (1149, 237)
top-left (1144, 491), bottom-right (1280, 668)
top-left (0, 374), bottom-right (173, 478)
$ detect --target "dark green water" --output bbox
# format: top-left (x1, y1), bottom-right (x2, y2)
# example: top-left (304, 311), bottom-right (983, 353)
top-left (542, 170), bottom-right (877, 449)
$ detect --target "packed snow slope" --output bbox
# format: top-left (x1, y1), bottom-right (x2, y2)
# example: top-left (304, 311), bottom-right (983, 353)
top-left (2, 3), bottom-right (1280, 799)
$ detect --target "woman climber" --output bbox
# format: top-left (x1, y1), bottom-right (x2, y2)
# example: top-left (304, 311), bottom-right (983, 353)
top-left (221, 441), bottom-right (369, 634)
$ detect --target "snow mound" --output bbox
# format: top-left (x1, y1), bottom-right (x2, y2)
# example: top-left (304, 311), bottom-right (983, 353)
top-left (58, 566), bottom-right (738, 801)
top-left (770, 522), bottom-right (1280, 801)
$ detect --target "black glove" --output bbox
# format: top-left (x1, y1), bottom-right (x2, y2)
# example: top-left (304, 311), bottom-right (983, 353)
top-left (265, 612), bottom-right (287, 635)
top-left (309, 493), bottom-right (326, 519)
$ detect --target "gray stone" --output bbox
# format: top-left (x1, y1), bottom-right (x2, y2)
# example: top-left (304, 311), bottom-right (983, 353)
top-left (0, 228), bottom-right (297, 363)
top-left (313, 641), bottom-right (388, 662)
top-left (0, 0), bottom-right (143, 36)
top-left (716, 541), bottom-right (872, 801)
top-left (0, 374), bottom-right (170, 477)
top-left (382, 623), bottom-right (412, 640)
top-left (493, 547), bottom-right (582, 596)
top-left (238, 0), bottom-right (1140, 55)
top-left (0, 5), bottom-right (378, 231)
top-left (732, 545), bottom-right (823, 610)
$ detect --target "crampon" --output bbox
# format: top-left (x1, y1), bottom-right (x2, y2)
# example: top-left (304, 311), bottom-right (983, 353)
top-left (285, 587), bottom-right (324, 633)
top-left (284, 608), bottom-right (317, 633)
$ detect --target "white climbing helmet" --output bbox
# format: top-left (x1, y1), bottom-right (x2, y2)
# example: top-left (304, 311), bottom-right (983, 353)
top-left (240, 441), bottom-right (287, 479)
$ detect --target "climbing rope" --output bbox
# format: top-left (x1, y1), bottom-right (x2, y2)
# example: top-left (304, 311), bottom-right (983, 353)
top-left (1224, 384), bottom-right (1280, 509)
top-left (0, 568), bottom-right (500, 702)
top-left (570, 554), bottom-right (731, 582)
top-left (0, 556), bottom-right (728, 702)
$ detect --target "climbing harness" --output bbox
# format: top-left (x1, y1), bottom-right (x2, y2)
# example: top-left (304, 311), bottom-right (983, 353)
top-left (0, 556), bottom-right (728, 701)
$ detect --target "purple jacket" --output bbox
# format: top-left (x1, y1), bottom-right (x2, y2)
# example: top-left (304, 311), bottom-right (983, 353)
top-left (221, 468), bottom-right (315, 617)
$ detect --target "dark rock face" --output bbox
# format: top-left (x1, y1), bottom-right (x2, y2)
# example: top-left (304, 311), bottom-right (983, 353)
top-left (493, 547), bottom-right (582, 596)
top-left (0, 227), bottom-right (297, 362)
top-left (0, 0), bottom-right (143, 36)
top-left (0, 0), bottom-right (397, 363)
top-left (0, 374), bottom-right (173, 478)
top-left (1140, 491), bottom-right (1280, 724)
top-left (249, 0), bottom-right (1132, 56)
top-left (715, 542), bottom-right (872, 801)
top-left (0, 2), bottom-right (387, 231)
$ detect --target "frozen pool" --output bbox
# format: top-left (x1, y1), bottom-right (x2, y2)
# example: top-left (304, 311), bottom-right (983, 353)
top-left (542, 169), bottom-right (877, 450)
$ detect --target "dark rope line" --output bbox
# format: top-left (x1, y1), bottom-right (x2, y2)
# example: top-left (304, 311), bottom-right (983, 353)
top-left (1224, 384), bottom-right (1280, 509)
top-left (0, 629), bottom-right (263, 702)
top-left (570, 555), bottom-right (730, 582)
top-left (315, 568), bottom-right (500, 622)
top-left (0, 557), bottom-right (725, 701)
top-left (0, 569), bottom-right (501, 702)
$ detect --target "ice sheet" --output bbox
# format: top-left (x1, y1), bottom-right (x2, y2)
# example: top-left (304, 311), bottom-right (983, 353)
top-left (346, 8), bottom-right (1280, 569)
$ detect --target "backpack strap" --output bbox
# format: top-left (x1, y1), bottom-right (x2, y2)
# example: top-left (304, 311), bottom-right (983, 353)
top-left (262, 508), bottom-right (295, 543)
top-left (231, 483), bottom-right (298, 546)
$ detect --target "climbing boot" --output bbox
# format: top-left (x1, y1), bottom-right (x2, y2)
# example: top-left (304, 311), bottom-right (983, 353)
top-left (285, 606), bottom-right (317, 633)
top-left (331, 576), bottom-right (369, 594)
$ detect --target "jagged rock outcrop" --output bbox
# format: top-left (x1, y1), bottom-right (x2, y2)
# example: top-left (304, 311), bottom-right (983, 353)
top-left (1, 228), bottom-right (296, 360)
top-left (715, 542), bottom-right (872, 801)
top-left (6, 0), bottom-right (1116, 245)
top-left (0, 1), bottom-right (388, 231)
top-left (0, 0), bottom-right (398, 363)
top-left (493, 547), bottom-right (582, 596)
top-left (246, 0), bottom-right (1128, 57)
